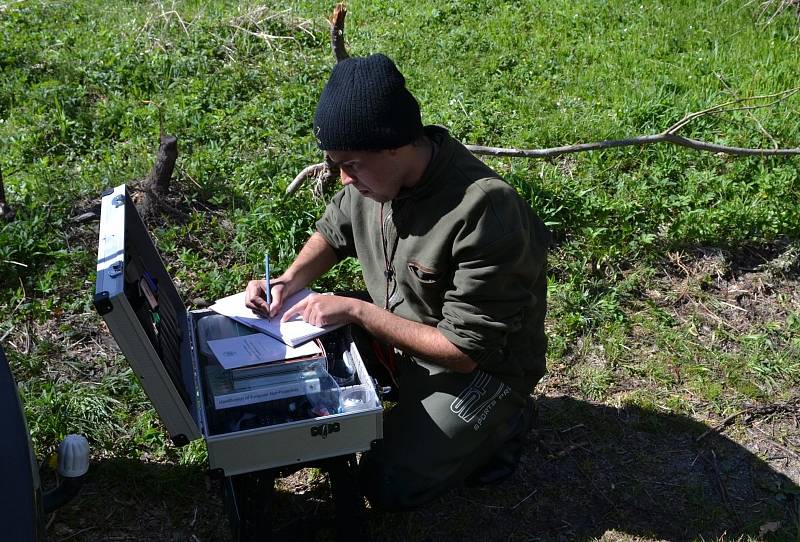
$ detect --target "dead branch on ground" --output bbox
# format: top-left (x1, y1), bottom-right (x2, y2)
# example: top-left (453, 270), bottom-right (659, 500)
top-left (465, 87), bottom-right (800, 158)
top-left (288, 86), bottom-right (800, 194)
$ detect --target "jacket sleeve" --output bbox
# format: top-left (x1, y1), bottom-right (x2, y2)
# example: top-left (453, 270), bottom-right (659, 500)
top-left (437, 185), bottom-right (548, 369)
top-left (315, 187), bottom-right (357, 261)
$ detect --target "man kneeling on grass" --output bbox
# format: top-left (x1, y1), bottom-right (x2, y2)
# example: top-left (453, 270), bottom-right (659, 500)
top-left (245, 53), bottom-right (550, 510)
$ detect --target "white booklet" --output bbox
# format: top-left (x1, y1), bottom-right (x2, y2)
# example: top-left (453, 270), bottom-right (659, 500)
top-left (206, 333), bottom-right (323, 370)
top-left (209, 288), bottom-right (343, 347)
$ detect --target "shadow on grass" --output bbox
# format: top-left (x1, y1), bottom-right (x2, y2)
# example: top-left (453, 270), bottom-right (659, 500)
top-left (373, 395), bottom-right (800, 542)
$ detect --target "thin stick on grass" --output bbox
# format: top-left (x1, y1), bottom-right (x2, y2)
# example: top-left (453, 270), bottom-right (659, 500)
top-left (160, 10), bottom-right (190, 37)
top-left (510, 489), bottom-right (538, 510)
top-left (663, 87), bottom-right (799, 134)
top-left (455, 489), bottom-right (539, 511)
top-left (697, 400), bottom-right (800, 442)
top-left (56, 526), bottom-right (96, 541)
top-left (573, 457), bottom-right (621, 516)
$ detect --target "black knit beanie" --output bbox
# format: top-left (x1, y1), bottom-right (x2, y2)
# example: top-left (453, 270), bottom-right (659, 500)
top-left (313, 54), bottom-right (423, 151)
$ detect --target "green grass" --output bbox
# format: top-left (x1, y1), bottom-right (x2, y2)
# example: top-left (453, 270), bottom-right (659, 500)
top-left (1, 1), bottom-right (799, 539)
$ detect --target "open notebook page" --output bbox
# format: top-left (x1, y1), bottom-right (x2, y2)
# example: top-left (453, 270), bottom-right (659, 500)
top-left (209, 288), bottom-right (343, 347)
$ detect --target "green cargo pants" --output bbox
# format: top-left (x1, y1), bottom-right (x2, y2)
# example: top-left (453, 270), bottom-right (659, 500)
top-left (358, 348), bottom-right (529, 511)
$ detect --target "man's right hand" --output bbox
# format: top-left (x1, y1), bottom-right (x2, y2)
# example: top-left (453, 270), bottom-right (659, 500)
top-left (245, 279), bottom-right (287, 319)
top-left (243, 232), bottom-right (339, 320)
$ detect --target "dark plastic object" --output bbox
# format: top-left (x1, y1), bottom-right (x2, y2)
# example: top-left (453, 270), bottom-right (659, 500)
top-left (0, 344), bottom-right (43, 541)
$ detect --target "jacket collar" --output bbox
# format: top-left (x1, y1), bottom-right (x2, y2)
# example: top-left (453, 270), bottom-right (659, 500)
top-left (393, 125), bottom-right (455, 202)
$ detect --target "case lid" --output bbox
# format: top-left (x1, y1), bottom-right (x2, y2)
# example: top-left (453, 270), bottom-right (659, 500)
top-left (94, 184), bottom-right (202, 444)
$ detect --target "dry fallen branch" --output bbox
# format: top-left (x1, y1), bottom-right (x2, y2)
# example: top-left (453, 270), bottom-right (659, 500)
top-left (705, 450), bottom-right (742, 527)
top-left (664, 87), bottom-right (799, 134)
top-left (287, 88), bottom-right (800, 194)
top-left (466, 87), bottom-right (800, 159)
top-left (750, 424), bottom-right (800, 460)
top-left (696, 409), bottom-right (750, 442)
top-left (231, 24), bottom-right (298, 44)
top-left (465, 133), bottom-right (800, 159)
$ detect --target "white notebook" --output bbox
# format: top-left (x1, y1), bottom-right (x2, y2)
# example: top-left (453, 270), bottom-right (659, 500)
top-left (209, 288), bottom-right (342, 347)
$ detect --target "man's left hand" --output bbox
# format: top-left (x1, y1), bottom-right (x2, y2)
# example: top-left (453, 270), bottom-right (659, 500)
top-left (281, 293), bottom-right (363, 327)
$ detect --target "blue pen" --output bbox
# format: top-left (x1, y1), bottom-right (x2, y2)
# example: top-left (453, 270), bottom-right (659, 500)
top-left (264, 253), bottom-right (271, 317)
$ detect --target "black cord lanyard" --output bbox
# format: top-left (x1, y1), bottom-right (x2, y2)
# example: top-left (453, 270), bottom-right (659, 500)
top-left (379, 202), bottom-right (400, 311)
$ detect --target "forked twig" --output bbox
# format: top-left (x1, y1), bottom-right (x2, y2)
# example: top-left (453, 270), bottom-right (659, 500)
top-left (664, 87), bottom-right (799, 134)
top-left (715, 72), bottom-right (779, 149)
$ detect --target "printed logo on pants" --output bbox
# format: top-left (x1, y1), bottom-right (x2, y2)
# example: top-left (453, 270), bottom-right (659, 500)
top-left (450, 371), bottom-right (508, 424)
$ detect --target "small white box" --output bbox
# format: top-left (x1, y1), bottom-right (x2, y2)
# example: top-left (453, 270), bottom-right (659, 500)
top-left (94, 185), bottom-right (383, 476)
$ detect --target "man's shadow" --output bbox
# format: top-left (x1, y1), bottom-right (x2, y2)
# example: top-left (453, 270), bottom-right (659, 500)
top-left (374, 395), bottom-right (799, 541)
top-left (44, 394), bottom-right (798, 541)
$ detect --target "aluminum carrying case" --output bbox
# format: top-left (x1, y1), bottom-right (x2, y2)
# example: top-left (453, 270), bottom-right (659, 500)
top-left (93, 184), bottom-right (383, 476)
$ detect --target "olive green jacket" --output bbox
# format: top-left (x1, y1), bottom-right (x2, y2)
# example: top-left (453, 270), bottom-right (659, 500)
top-left (317, 126), bottom-right (550, 393)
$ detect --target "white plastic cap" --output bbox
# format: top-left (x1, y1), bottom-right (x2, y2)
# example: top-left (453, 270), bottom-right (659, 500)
top-left (57, 434), bottom-right (90, 478)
